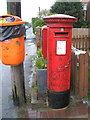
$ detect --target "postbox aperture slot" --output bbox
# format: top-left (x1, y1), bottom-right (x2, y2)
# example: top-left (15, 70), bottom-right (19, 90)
top-left (56, 40), bottom-right (66, 55)
top-left (55, 32), bottom-right (68, 36)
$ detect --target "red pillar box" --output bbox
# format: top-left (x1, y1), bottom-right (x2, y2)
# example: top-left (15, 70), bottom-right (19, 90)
top-left (42, 26), bottom-right (48, 58)
top-left (43, 14), bottom-right (77, 109)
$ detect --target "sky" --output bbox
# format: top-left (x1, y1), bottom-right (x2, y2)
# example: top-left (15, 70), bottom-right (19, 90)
top-left (0, 0), bottom-right (7, 15)
top-left (0, 0), bottom-right (86, 22)
top-left (21, 0), bottom-right (55, 22)
top-left (0, 0), bottom-right (55, 22)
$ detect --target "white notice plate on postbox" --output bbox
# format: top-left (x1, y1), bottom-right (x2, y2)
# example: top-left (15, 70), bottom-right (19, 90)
top-left (56, 40), bottom-right (66, 55)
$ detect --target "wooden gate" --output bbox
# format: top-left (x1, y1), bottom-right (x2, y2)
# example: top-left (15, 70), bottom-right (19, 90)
top-left (71, 51), bottom-right (88, 98)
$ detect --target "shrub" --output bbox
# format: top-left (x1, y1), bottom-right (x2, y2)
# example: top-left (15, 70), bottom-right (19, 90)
top-left (32, 18), bottom-right (38, 33)
top-left (32, 49), bottom-right (47, 69)
top-left (35, 57), bottom-right (47, 69)
top-left (32, 18), bottom-right (46, 33)
top-left (36, 49), bottom-right (42, 58)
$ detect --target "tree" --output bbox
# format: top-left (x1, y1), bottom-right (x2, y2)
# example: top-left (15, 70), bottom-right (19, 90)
top-left (39, 9), bottom-right (50, 18)
top-left (33, 19), bottom-right (46, 33)
top-left (34, 19), bottom-right (45, 27)
top-left (50, 1), bottom-right (87, 28)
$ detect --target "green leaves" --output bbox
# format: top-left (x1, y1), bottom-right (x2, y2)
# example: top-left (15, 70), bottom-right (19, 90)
top-left (50, 2), bottom-right (88, 28)
top-left (36, 49), bottom-right (42, 58)
top-left (33, 19), bottom-right (46, 33)
top-left (32, 18), bottom-right (46, 33)
top-left (34, 49), bottom-right (47, 69)
top-left (35, 57), bottom-right (47, 69)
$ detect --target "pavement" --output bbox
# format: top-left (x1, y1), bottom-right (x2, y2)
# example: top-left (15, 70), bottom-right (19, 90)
top-left (0, 27), bottom-right (89, 119)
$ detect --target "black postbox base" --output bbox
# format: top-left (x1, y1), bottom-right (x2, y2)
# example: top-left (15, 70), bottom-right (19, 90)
top-left (48, 89), bottom-right (70, 109)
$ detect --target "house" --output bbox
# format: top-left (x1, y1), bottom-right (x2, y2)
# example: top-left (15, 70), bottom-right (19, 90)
top-left (82, 0), bottom-right (89, 21)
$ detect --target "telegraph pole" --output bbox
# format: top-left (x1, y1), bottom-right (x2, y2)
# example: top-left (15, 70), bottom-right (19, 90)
top-left (7, 0), bottom-right (26, 105)
top-left (39, 7), bottom-right (41, 18)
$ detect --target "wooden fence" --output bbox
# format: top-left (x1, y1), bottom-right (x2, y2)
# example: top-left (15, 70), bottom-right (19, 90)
top-left (72, 28), bottom-right (90, 51)
top-left (72, 29), bottom-right (90, 93)
top-left (36, 27), bottom-right (90, 51)
top-left (71, 51), bottom-right (88, 98)
top-left (36, 26), bottom-right (42, 50)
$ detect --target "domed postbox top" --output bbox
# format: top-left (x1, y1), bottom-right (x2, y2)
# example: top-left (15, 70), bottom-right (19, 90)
top-left (43, 14), bottom-right (77, 27)
top-left (44, 14), bottom-right (76, 19)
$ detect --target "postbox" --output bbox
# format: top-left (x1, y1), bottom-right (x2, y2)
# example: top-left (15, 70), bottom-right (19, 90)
top-left (0, 15), bottom-right (25, 65)
top-left (42, 26), bottom-right (48, 58)
top-left (43, 14), bottom-right (77, 109)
